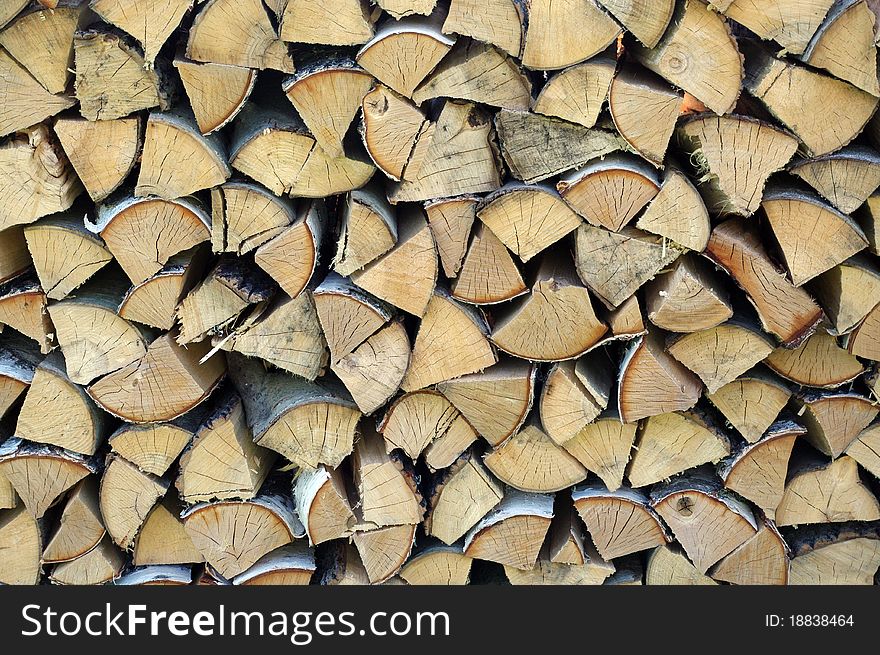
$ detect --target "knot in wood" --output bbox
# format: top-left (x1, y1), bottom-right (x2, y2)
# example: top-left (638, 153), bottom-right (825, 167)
top-left (676, 495), bottom-right (694, 516)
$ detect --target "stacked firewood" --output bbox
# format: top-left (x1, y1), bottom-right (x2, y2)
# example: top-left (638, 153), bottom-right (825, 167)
top-left (1, 0), bottom-right (880, 587)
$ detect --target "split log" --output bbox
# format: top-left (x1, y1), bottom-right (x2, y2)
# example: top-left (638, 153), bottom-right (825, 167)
top-left (176, 391), bottom-right (275, 504)
top-left (776, 455), bottom-right (880, 526)
top-left (812, 255), bottom-right (880, 334)
top-left (558, 154), bottom-right (660, 233)
top-left (49, 536), bottom-right (124, 585)
top-left (349, 205), bottom-right (437, 316)
top-left (442, 0), bottom-right (523, 56)
top-left (413, 40), bottom-right (531, 110)
top-left (294, 465), bottom-right (355, 545)
top-left (389, 101), bottom-right (500, 202)
top-left (186, 0), bottom-right (293, 72)
top-left (436, 358), bottom-right (535, 446)
top-left (182, 493), bottom-right (303, 578)
top-left (108, 408), bottom-right (207, 476)
top-left (718, 419), bottom-right (804, 518)
top-left (451, 221), bottom-right (526, 305)
top-left (47, 272), bottom-right (151, 384)
top-left (609, 65), bottom-right (682, 166)
top-left (0, 1), bottom-right (27, 29)
top-left (353, 428), bottom-right (423, 527)
top-left (705, 217), bottom-right (824, 347)
top-left (846, 300), bottom-right (880, 358)
top-left (788, 523), bottom-right (880, 584)
top-left (176, 256), bottom-right (275, 344)
top-left (635, 165), bottom-right (710, 252)
top-left (716, 0), bottom-right (834, 55)
top-left (351, 523), bottom-right (416, 584)
top-left (0, 125), bottom-right (81, 231)
top-left (710, 520), bottom-right (790, 585)
top-left (617, 330), bottom-right (703, 424)
top-left (790, 146), bottom-right (880, 214)
top-left (0, 438), bottom-right (97, 518)
top-left (495, 110), bottom-right (624, 184)
top-left (765, 331), bottom-right (863, 388)
top-left (216, 293), bottom-right (328, 382)
top-left (762, 187), bottom-right (867, 286)
top-left (313, 273), bottom-right (393, 364)
top-left (632, 0), bottom-right (743, 115)
top-left (0, 225), bottom-right (28, 284)
top-left (136, 109), bottom-right (230, 199)
top-left (676, 115), bottom-right (798, 216)
top-left (400, 290), bottom-right (496, 391)
top-left (0, 333), bottom-right (39, 418)
top-left (23, 214), bottom-right (113, 300)
top-left (547, 495), bottom-right (586, 565)
top-left (88, 331), bottom-right (227, 423)
top-left (533, 57), bottom-right (615, 128)
top-left (283, 58), bottom-right (373, 159)
top-left (279, 0), bottom-right (375, 46)
top-left (539, 356), bottom-right (610, 446)
top-left (92, 194), bottom-right (211, 285)
top-left (73, 29), bottom-right (173, 121)
top-left (572, 485), bottom-right (670, 560)
top-left (91, 0), bottom-right (192, 65)
top-left (742, 41), bottom-right (878, 156)
top-left (462, 490), bottom-right (553, 570)
top-left (99, 455), bottom-right (168, 549)
top-left (490, 256), bottom-right (607, 361)
top-left (229, 354), bottom-right (360, 469)
top-left (504, 554), bottom-right (615, 585)
top-left (847, 422), bottom-right (880, 480)
top-left (375, 0), bottom-right (436, 18)
top-left (254, 200), bottom-right (324, 299)
top-left (174, 58), bottom-right (256, 135)
top-left (484, 420), bottom-right (587, 493)
top-left (644, 255), bottom-right (733, 333)
top-left (360, 84), bottom-right (430, 182)
top-left (356, 17), bottom-right (454, 97)
top-left (796, 391), bottom-right (879, 458)
top-left (561, 411), bottom-right (637, 491)
top-left (16, 351), bottom-right (108, 455)
top-left (378, 390), bottom-right (477, 463)
top-left (627, 411), bottom-right (730, 487)
top-left (424, 196), bottom-right (476, 278)
top-left (651, 474), bottom-right (758, 573)
top-left (597, 0), bottom-right (675, 48)
top-left (521, 0), bottom-right (620, 71)
top-left (0, 272), bottom-right (53, 352)
top-left (0, 48), bottom-right (74, 137)
top-left (667, 320), bottom-right (775, 393)
top-left (0, 1), bottom-right (86, 94)
top-left (118, 246), bottom-right (209, 331)
top-left (0, 505), bottom-right (42, 584)
top-left (645, 545), bottom-right (717, 585)
top-left (212, 181), bottom-right (296, 256)
top-left (42, 478), bottom-right (104, 564)
top-left (799, 0), bottom-right (880, 96)
top-left (333, 187), bottom-right (396, 278)
top-left (399, 544), bottom-right (472, 585)
top-left (574, 225), bottom-right (683, 309)
top-left (232, 542), bottom-right (316, 585)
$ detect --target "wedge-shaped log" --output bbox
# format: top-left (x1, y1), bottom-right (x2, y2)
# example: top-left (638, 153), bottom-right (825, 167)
top-left (0, 334), bottom-right (38, 419)
top-left (452, 222), bottom-right (526, 305)
top-left (279, 0), bottom-right (374, 46)
top-left (42, 478), bottom-right (104, 564)
top-left (847, 422), bottom-right (880, 479)
top-left (790, 146), bottom-right (880, 214)
top-left (233, 542), bottom-right (316, 586)
top-left (797, 391), bottom-right (879, 458)
top-left (539, 353), bottom-right (611, 446)
top-left (562, 411), bottom-right (636, 492)
top-left (597, 0), bottom-right (675, 48)
top-left (573, 485), bottom-right (670, 560)
top-left (0, 48), bottom-right (74, 137)
top-left (295, 465), bottom-right (355, 546)
top-left (426, 452), bottom-right (502, 545)
top-left (92, 0), bottom-right (192, 64)
top-left (353, 428), bottom-right (423, 528)
top-left (0, 502), bottom-right (41, 584)
top-left (361, 85), bottom-right (429, 182)
top-left (442, 0), bottom-right (523, 56)
top-left (187, 0), bottom-right (293, 72)
top-left (533, 57), bottom-right (615, 128)
top-left (0, 272), bottom-right (53, 352)
top-left (715, 0), bottom-right (834, 55)
top-left (812, 255), bottom-right (880, 334)
top-left (399, 544), bottom-right (473, 585)
top-left (425, 196), bottom-right (476, 278)
top-left (788, 523), bottom-right (880, 584)
top-left (108, 407), bottom-right (207, 476)
top-left (100, 455), bottom-right (169, 549)
top-left (379, 390), bottom-right (477, 462)
top-left (254, 200), bottom-right (324, 300)
top-left (636, 165), bottom-right (711, 252)
top-left (710, 520), bottom-right (790, 585)
top-left (88, 332), bottom-right (226, 423)
top-left (644, 255), bottom-right (732, 333)
top-left (351, 523), bottom-right (415, 584)
top-left (651, 474), bottom-right (758, 573)
top-left (777, 455), bottom-right (880, 526)
top-left (49, 535), bottom-right (124, 585)
top-left (463, 490), bottom-right (553, 570)
top-left (212, 181), bottom-right (295, 256)
top-left (632, 0), bottom-right (743, 114)
top-left (174, 58), bottom-right (256, 135)
top-left (645, 544), bottom-right (717, 585)
top-left (705, 217), bottom-right (824, 347)
top-left (627, 411), bottom-right (730, 488)
top-left (522, 0), bottom-right (620, 70)
top-left (765, 331), bottom-right (863, 388)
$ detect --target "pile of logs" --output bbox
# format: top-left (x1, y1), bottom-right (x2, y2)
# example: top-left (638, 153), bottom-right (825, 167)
top-left (2, 0), bottom-right (880, 587)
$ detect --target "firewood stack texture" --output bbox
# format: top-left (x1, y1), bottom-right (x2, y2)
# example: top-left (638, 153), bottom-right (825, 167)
top-left (2, 0), bottom-right (880, 587)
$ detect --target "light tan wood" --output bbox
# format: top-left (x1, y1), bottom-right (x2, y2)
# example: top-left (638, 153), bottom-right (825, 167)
top-left (0, 48), bottom-right (74, 137)
top-left (443, 0), bottom-right (523, 56)
top-left (504, 556), bottom-right (615, 585)
top-left (354, 428), bottom-right (423, 528)
top-left (765, 331), bottom-right (864, 388)
top-left (646, 545), bottom-right (717, 585)
top-left (539, 359), bottom-right (607, 446)
top-left (791, 146), bottom-right (880, 215)
top-left (533, 57), bottom-right (615, 128)
top-left (711, 521), bottom-right (789, 585)
top-left (797, 392), bottom-right (879, 458)
top-left (633, 0), bottom-right (743, 114)
top-left (212, 181), bottom-right (294, 256)
top-left (522, 0), bottom-right (620, 70)
top-left (717, 0), bottom-right (835, 55)
top-left (628, 411), bottom-right (730, 488)
top-left (813, 256), bottom-right (880, 334)
top-left (777, 456), bottom-right (880, 526)
top-left (253, 200), bottom-right (323, 299)
top-left (0, 225), bottom-right (28, 285)
top-left (425, 196), bottom-right (477, 279)
top-left (233, 542), bottom-right (316, 586)
top-left (644, 255), bottom-right (733, 333)
top-left (375, 0), bottom-right (436, 18)
top-left (92, 0), bottom-right (192, 64)
top-left (50, 536), bottom-right (125, 585)
top-left (379, 390), bottom-right (476, 462)
top-left (295, 465), bottom-right (355, 545)
top-left (361, 84), bottom-right (430, 182)
top-left (790, 533), bottom-right (880, 585)
top-left (0, 272), bottom-right (53, 352)
top-left (42, 478), bottom-right (104, 564)
top-left (847, 422), bottom-right (880, 480)
top-left (187, 0), bottom-right (293, 71)
top-left (100, 455), bottom-right (169, 549)
top-left (452, 222), bottom-right (525, 305)
top-left (708, 371), bottom-right (792, 443)
top-left (88, 331), bottom-right (226, 423)
top-left (636, 166), bottom-right (710, 252)
top-left (399, 546), bottom-right (472, 585)
top-left (847, 298), bottom-right (880, 359)
top-left (109, 412), bottom-right (204, 477)
top-left (463, 491), bottom-right (553, 570)
top-left (0, 505), bottom-right (41, 584)
top-left (617, 330), bottom-right (703, 424)
top-left (279, 0), bottom-right (374, 46)
top-left (597, 0), bottom-right (675, 48)
top-left (562, 414), bottom-right (636, 492)
top-left (175, 57), bottom-right (256, 135)
top-left (351, 523), bottom-right (416, 584)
